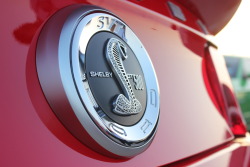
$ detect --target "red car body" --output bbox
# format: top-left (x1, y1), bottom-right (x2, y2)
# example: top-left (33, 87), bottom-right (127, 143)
top-left (1, 0), bottom-right (250, 166)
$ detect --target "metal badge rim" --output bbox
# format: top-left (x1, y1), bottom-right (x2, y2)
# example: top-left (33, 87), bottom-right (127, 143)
top-left (37, 5), bottom-right (160, 157)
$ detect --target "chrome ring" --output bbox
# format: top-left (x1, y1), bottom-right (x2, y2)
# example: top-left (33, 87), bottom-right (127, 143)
top-left (37, 5), bottom-right (160, 157)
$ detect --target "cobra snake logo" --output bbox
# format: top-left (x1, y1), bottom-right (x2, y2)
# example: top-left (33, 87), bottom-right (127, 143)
top-left (106, 38), bottom-right (142, 115)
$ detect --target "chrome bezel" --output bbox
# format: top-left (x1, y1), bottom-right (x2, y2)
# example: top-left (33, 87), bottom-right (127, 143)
top-left (37, 5), bottom-right (159, 157)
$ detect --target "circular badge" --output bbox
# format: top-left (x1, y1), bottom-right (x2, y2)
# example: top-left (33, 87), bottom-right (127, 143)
top-left (36, 5), bottom-right (159, 158)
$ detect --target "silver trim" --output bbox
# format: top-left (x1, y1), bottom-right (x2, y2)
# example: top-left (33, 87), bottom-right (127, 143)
top-left (168, 1), bottom-right (186, 21)
top-left (36, 5), bottom-right (160, 157)
top-left (106, 38), bottom-right (142, 115)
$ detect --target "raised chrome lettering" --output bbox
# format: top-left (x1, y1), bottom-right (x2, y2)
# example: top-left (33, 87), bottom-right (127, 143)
top-left (97, 17), bottom-right (126, 40)
top-left (141, 119), bottom-right (152, 134)
top-left (133, 75), bottom-right (144, 90)
top-left (150, 89), bottom-right (157, 107)
top-left (89, 71), bottom-right (112, 78)
top-left (110, 123), bottom-right (127, 136)
top-left (127, 74), bottom-right (144, 90)
top-left (97, 16), bottom-right (105, 29)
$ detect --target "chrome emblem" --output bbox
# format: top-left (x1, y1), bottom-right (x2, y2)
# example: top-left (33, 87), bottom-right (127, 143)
top-left (36, 5), bottom-right (159, 158)
top-left (106, 38), bottom-right (142, 115)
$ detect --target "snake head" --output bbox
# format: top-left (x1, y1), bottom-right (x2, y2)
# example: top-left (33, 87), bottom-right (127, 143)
top-left (117, 41), bottom-right (128, 60)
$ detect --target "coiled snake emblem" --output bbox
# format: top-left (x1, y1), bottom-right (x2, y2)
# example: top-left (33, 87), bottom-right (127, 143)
top-left (106, 38), bottom-right (142, 115)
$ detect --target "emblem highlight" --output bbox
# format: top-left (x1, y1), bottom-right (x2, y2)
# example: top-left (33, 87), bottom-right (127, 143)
top-left (36, 5), bottom-right (159, 157)
top-left (106, 38), bottom-right (142, 115)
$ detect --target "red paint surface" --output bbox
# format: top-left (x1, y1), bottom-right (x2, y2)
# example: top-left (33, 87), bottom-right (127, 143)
top-left (0, 0), bottom-right (249, 166)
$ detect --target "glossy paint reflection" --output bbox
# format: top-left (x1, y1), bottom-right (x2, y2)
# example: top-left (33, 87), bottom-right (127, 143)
top-left (0, 0), bottom-right (249, 166)
top-left (13, 0), bottom-right (85, 44)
